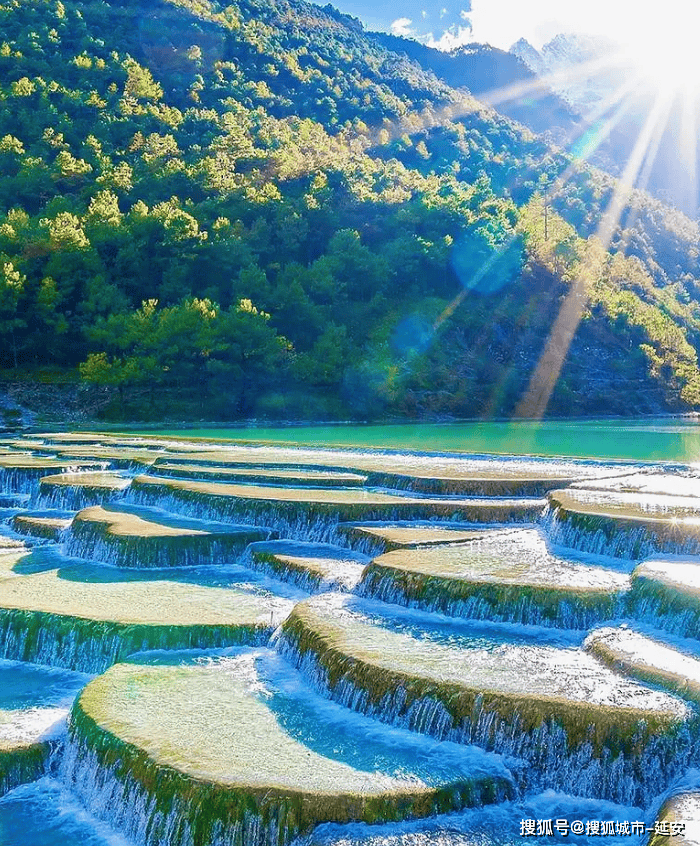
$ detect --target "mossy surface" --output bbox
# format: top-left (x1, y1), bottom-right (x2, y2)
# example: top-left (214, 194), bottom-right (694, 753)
top-left (153, 463), bottom-right (368, 487)
top-left (70, 659), bottom-right (509, 846)
top-left (280, 594), bottom-right (691, 757)
top-left (138, 441), bottom-right (622, 494)
top-left (359, 531), bottom-right (628, 625)
top-left (248, 541), bottom-right (367, 591)
top-left (134, 476), bottom-right (455, 505)
top-left (0, 549), bottom-right (287, 669)
top-left (632, 559), bottom-right (700, 600)
top-left (0, 458), bottom-right (106, 495)
top-left (75, 504), bottom-right (193, 537)
top-left (368, 533), bottom-right (627, 589)
top-left (0, 607), bottom-right (271, 673)
top-left (361, 473), bottom-right (583, 496)
top-left (585, 627), bottom-right (700, 703)
top-left (146, 443), bottom-right (609, 482)
top-left (546, 493), bottom-right (700, 559)
top-left (3, 440), bottom-right (45, 450)
top-left (0, 741), bottom-right (47, 798)
top-left (36, 472), bottom-right (131, 509)
top-left (7, 432), bottom-right (698, 819)
top-left (68, 504), bottom-right (271, 568)
top-left (11, 514), bottom-right (72, 541)
top-left (53, 447), bottom-right (164, 469)
top-left (39, 472), bottom-right (131, 491)
top-left (626, 559), bottom-right (700, 638)
top-left (338, 523), bottom-right (488, 552)
top-left (24, 436), bottom-right (625, 496)
top-left (0, 548), bottom-right (283, 626)
top-left (550, 488), bottom-right (700, 523)
top-left (129, 475), bottom-right (544, 525)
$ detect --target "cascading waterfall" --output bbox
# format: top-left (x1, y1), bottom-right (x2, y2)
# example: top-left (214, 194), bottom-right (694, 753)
top-left (0, 464), bottom-right (112, 499)
top-left (0, 742), bottom-right (49, 797)
top-left (60, 722), bottom-right (463, 846)
top-left (59, 733), bottom-right (277, 846)
top-left (238, 546), bottom-right (331, 593)
top-left (3, 433), bottom-right (700, 846)
top-left (11, 515), bottom-right (71, 542)
top-left (125, 489), bottom-right (356, 546)
top-left (63, 527), bottom-right (265, 570)
top-left (361, 473), bottom-right (560, 497)
top-left (627, 595), bottom-right (700, 639)
top-left (356, 569), bottom-right (626, 630)
top-left (624, 572), bottom-right (700, 639)
top-left (125, 487), bottom-right (541, 547)
top-left (0, 469), bottom-right (46, 496)
top-left (0, 608), bottom-right (271, 674)
top-left (273, 631), bottom-right (698, 808)
top-left (334, 534), bottom-right (388, 558)
top-left (540, 503), bottom-right (700, 559)
top-left (56, 649), bottom-right (516, 846)
top-left (0, 467), bottom-right (98, 498)
top-left (239, 543), bottom-right (366, 593)
top-left (33, 484), bottom-right (126, 511)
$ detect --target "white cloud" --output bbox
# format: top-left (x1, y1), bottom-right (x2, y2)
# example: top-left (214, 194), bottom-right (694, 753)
top-left (425, 24), bottom-right (474, 51)
top-left (465, 0), bottom-right (561, 49)
top-left (463, 0), bottom-right (700, 51)
top-left (381, 0), bottom-right (700, 66)
top-left (390, 16), bottom-right (414, 36)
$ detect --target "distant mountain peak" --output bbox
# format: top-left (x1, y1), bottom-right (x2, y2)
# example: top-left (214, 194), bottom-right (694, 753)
top-left (509, 37), bottom-right (544, 74)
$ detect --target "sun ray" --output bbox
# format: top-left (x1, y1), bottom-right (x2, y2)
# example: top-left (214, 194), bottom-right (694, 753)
top-left (567, 74), bottom-right (647, 162)
top-left (614, 93), bottom-right (678, 242)
top-left (596, 89), bottom-right (675, 245)
top-left (514, 88), bottom-right (675, 420)
top-left (480, 51), bottom-right (633, 115)
top-left (425, 78), bottom-right (663, 415)
top-left (350, 32), bottom-right (696, 424)
top-left (677, 85), bottom-right (699, 217)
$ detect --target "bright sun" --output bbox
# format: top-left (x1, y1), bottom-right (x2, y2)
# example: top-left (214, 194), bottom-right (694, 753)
top-left (611, 2), bottom-right (700, 93)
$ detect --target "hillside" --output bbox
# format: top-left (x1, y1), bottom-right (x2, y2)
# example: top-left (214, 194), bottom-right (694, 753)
top-left (0, 0), bottom-right (699, 420)
top-left (370, 32), bottom-right (582, 144)
top-left (511, 34), bottom-right (700, 218)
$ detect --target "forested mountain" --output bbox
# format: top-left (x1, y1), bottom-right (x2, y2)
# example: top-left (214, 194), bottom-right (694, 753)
top-left (370, 32), bottom-right (582, 144)
top-left (0, 0), bottom-right (699, 420)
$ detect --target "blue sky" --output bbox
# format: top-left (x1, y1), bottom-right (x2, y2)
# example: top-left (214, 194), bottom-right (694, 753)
top-left (335, 1), bottom-right (476, 49)
top-left (330, 0), bottom-right (674, 53)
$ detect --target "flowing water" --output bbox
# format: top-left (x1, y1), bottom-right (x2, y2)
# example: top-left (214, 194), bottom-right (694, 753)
top-left (0, 777), bottom-right (133, 846)
top-left (1, 425), bottom-right (700, 846)
top-left (0, 658), bottom-right (90, 743)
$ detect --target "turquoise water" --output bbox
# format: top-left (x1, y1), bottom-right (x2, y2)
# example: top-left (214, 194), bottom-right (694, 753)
top-left (0, 778), bottom-right (133, 846)
top-left (0, 660), bottom-right (88, 712)
top-left (130, 418), bottom-right (700, 462)
top-left (1, 425), bottom-right (697, 843)
top-left (256, 649), bottom-right (511, 789)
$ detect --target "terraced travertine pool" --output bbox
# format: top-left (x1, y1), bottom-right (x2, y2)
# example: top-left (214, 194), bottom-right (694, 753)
top-left (2, 430), bottom-right (700, 845)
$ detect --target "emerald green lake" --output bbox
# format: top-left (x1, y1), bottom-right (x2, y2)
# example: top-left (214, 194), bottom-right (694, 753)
top-left (130, 418), bottom-right (700, 463)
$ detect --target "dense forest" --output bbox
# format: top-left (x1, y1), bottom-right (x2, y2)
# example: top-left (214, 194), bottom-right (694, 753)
top-left (0, 0), bottom-right (699, 420)
top-left (369, 32), bottom-right (583, 144)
